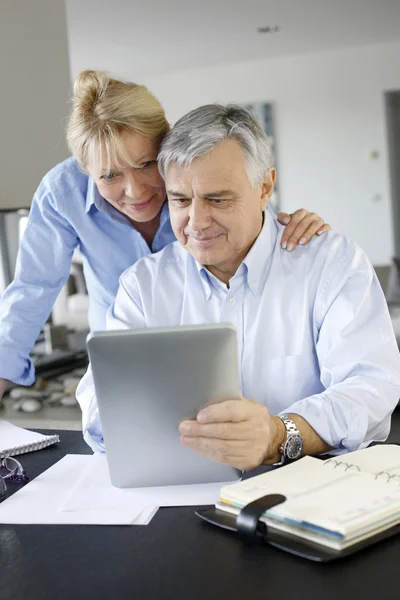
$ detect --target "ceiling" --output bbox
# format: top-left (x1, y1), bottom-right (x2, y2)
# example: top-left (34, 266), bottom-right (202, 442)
top-left (65, 0), bottom-right (400, 80)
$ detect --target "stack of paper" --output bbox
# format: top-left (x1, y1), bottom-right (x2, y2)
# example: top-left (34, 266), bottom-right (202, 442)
top-left (61, 453), bottom-right (229, 511)
top-left (0, 454), bottom-right (228, 526)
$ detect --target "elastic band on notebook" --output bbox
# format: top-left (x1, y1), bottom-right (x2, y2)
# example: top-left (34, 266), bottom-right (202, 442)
top-left (236, 494), bottom-right (286, 539)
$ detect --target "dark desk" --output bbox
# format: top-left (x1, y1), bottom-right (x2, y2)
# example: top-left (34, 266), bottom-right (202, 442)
top-left (1, 431), bottom-right (400, 600)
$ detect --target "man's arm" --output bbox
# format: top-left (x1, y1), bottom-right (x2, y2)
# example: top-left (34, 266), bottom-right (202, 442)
top-left (265, 414), bottom-right (332, 464)
top-left (280, 242), bottom-right (400, 453)
top-left (179, 399), bottom-right (332, 470)
top-left (180, 240), bottom-right (400, 469)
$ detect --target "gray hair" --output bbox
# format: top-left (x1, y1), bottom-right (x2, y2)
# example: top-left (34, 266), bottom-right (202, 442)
top-left (157, 103), bottom-right (273, 189)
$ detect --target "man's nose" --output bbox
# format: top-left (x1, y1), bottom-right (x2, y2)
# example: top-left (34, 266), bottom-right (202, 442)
top-left (189, 201), bottom-right (212, 231)
top-left (125, 171), bottom-right (146, 199)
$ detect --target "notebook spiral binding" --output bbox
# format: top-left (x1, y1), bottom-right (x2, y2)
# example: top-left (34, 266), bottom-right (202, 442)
top-left (0, 435), bottom-right (60, 459)
top-left (324, 458), bottom-right (400, 484)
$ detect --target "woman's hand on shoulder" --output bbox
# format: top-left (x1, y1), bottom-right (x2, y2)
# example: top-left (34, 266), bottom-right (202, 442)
top-left (277, 208), bottom-right (331, 251)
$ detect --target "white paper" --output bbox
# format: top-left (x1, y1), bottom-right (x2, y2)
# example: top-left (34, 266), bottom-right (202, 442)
top-left (61, 453), bottom-right (236, 512)
top-left (325, 444), bottom-right (400, 477)
top-left (0, 455), bottom-right (158, 525)
top-left (137, 506), bottom-right (159, 525)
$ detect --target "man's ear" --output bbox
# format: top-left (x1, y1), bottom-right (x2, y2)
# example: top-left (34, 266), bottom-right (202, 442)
top-left (260, 168), bottom-right (276, 210)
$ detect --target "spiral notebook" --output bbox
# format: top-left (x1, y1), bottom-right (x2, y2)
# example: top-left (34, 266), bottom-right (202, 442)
top-left (0, 420), bottom-right (60, 458)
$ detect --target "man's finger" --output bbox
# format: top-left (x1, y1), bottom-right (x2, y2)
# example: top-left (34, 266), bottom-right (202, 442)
top-left (197, 400), bottom-right (248, 424)
top-left (179, 419), bottom-right (252, 439)
top-left (180, 435), bottom-right (250, 460)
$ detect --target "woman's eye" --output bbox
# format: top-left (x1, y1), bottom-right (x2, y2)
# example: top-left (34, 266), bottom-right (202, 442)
top-left (141, 160), bottom-right (157, 169)
top-left (101, 172), bottom-right (117, 182)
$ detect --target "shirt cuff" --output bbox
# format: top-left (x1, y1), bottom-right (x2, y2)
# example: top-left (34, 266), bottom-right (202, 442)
top-left (279, 391), bottom-right (371, 452)
top-left (81, 397), bottom-right (105, 453)
top-left (76, 369), bottom-right (105, 453)
top-left (0, 347), bottom-right (35, 386)
top-left (83, 428), bottom-right (105, 453)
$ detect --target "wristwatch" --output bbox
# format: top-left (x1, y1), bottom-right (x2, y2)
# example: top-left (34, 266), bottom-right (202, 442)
top-left (275, 415), bottom-right (303, 465)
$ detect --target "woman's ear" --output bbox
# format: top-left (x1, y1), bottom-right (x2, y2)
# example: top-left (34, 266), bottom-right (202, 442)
top-left (260, 168), bottom-right (276, 210)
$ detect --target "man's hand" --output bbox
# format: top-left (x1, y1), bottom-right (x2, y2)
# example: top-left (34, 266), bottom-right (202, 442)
top-left (178, 398), bottom-right (284, 471)
top-left (277, 209), bottom-right (331, 251)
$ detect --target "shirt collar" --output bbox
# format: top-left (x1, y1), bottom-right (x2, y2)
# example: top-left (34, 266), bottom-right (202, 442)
top-left (243, 211), bottom-right (278, 296)
top-left (194, 262), bottom-right (213, 300)
top-left (158, 199), bottom-right (171, 228)
top-left (193, 211), bottom-right (278, 300)
top-left (85, 177), bottom-right (102, 213)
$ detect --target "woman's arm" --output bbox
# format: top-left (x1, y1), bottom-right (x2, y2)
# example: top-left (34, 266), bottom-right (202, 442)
top-left (0, 178), bottom-right (78, 391)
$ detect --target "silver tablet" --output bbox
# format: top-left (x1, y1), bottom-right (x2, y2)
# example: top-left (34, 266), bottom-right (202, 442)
top-left (87, 323), bottom-right (241, 488)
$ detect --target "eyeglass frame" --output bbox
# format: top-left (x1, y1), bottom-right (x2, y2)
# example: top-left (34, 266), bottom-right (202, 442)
top-left (0, 456), bottom-right (29, 498)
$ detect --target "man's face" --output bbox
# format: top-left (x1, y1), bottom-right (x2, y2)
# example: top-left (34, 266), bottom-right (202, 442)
top-left (87, 130), bottom-right (166, 225)
top-left (166, 139), bottom-right (275, 282)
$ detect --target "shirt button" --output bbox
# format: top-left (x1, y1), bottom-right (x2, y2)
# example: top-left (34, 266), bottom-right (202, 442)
top-left (229, 298), bottom-right (236, 306)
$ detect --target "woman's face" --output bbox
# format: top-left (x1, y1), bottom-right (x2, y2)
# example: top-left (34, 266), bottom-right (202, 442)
top-left (87, 130), bottom-right (166, 224)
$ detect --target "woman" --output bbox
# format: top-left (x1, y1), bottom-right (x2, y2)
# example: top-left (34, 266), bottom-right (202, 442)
top-left (0, 70), bottom-right (330, 403)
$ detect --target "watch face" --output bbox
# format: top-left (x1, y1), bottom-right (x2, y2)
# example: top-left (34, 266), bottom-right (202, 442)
top-left (286, 434), bottom-right (303, 460)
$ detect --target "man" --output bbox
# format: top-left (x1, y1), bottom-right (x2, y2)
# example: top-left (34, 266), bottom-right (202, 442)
top-left (77, 104), bottom-right (400, 469)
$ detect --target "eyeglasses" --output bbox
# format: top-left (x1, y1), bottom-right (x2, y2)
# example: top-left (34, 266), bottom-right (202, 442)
top-left (0, 456), bottom-right (29, 498)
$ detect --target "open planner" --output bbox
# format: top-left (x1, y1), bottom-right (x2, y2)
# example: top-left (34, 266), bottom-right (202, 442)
top-left (196, 444), bottom-right (400, 561)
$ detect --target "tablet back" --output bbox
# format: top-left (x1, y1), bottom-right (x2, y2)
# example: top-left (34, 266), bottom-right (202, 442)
top-left (87, 323), bottom-right (241, 487)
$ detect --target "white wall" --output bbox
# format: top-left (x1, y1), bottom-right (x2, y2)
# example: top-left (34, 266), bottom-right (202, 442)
top-left (0, 0), bottom-right (71, 210)
top-left (141, 41), bottom-right (400, 265)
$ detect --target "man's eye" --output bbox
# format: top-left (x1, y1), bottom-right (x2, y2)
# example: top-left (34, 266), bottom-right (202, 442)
top-left (211, 198), bottom-right (225, 205)
top-left (172, 198), bottom-right (190, 205)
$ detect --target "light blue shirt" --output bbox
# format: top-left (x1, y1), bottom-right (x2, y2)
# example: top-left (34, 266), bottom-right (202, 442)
top-left (77, 213), bottom-right (400, 454)
top-left (0, 157), bottom-right (175, 385)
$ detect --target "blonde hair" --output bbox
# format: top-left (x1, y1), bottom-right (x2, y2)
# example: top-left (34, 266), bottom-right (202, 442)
top-left (66, 70), bottom-right (170, 172)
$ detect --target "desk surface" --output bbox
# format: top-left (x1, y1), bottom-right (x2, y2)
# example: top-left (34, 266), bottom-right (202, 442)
top-left (1, 431), bottom-right (400, 600)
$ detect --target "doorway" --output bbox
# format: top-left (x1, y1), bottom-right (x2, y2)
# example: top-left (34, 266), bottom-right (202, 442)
top-left (385, 90), bottom-right (400, 258)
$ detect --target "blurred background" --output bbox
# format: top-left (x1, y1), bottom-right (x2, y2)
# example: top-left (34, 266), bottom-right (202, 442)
top-left (0, 0), bottom-right (400, 428)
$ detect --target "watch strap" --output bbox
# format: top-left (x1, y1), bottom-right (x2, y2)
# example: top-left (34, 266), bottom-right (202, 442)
top-left (277, 414), bottom-right (303, 464)
top-left (279, 414), bottom-right (299, 436)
